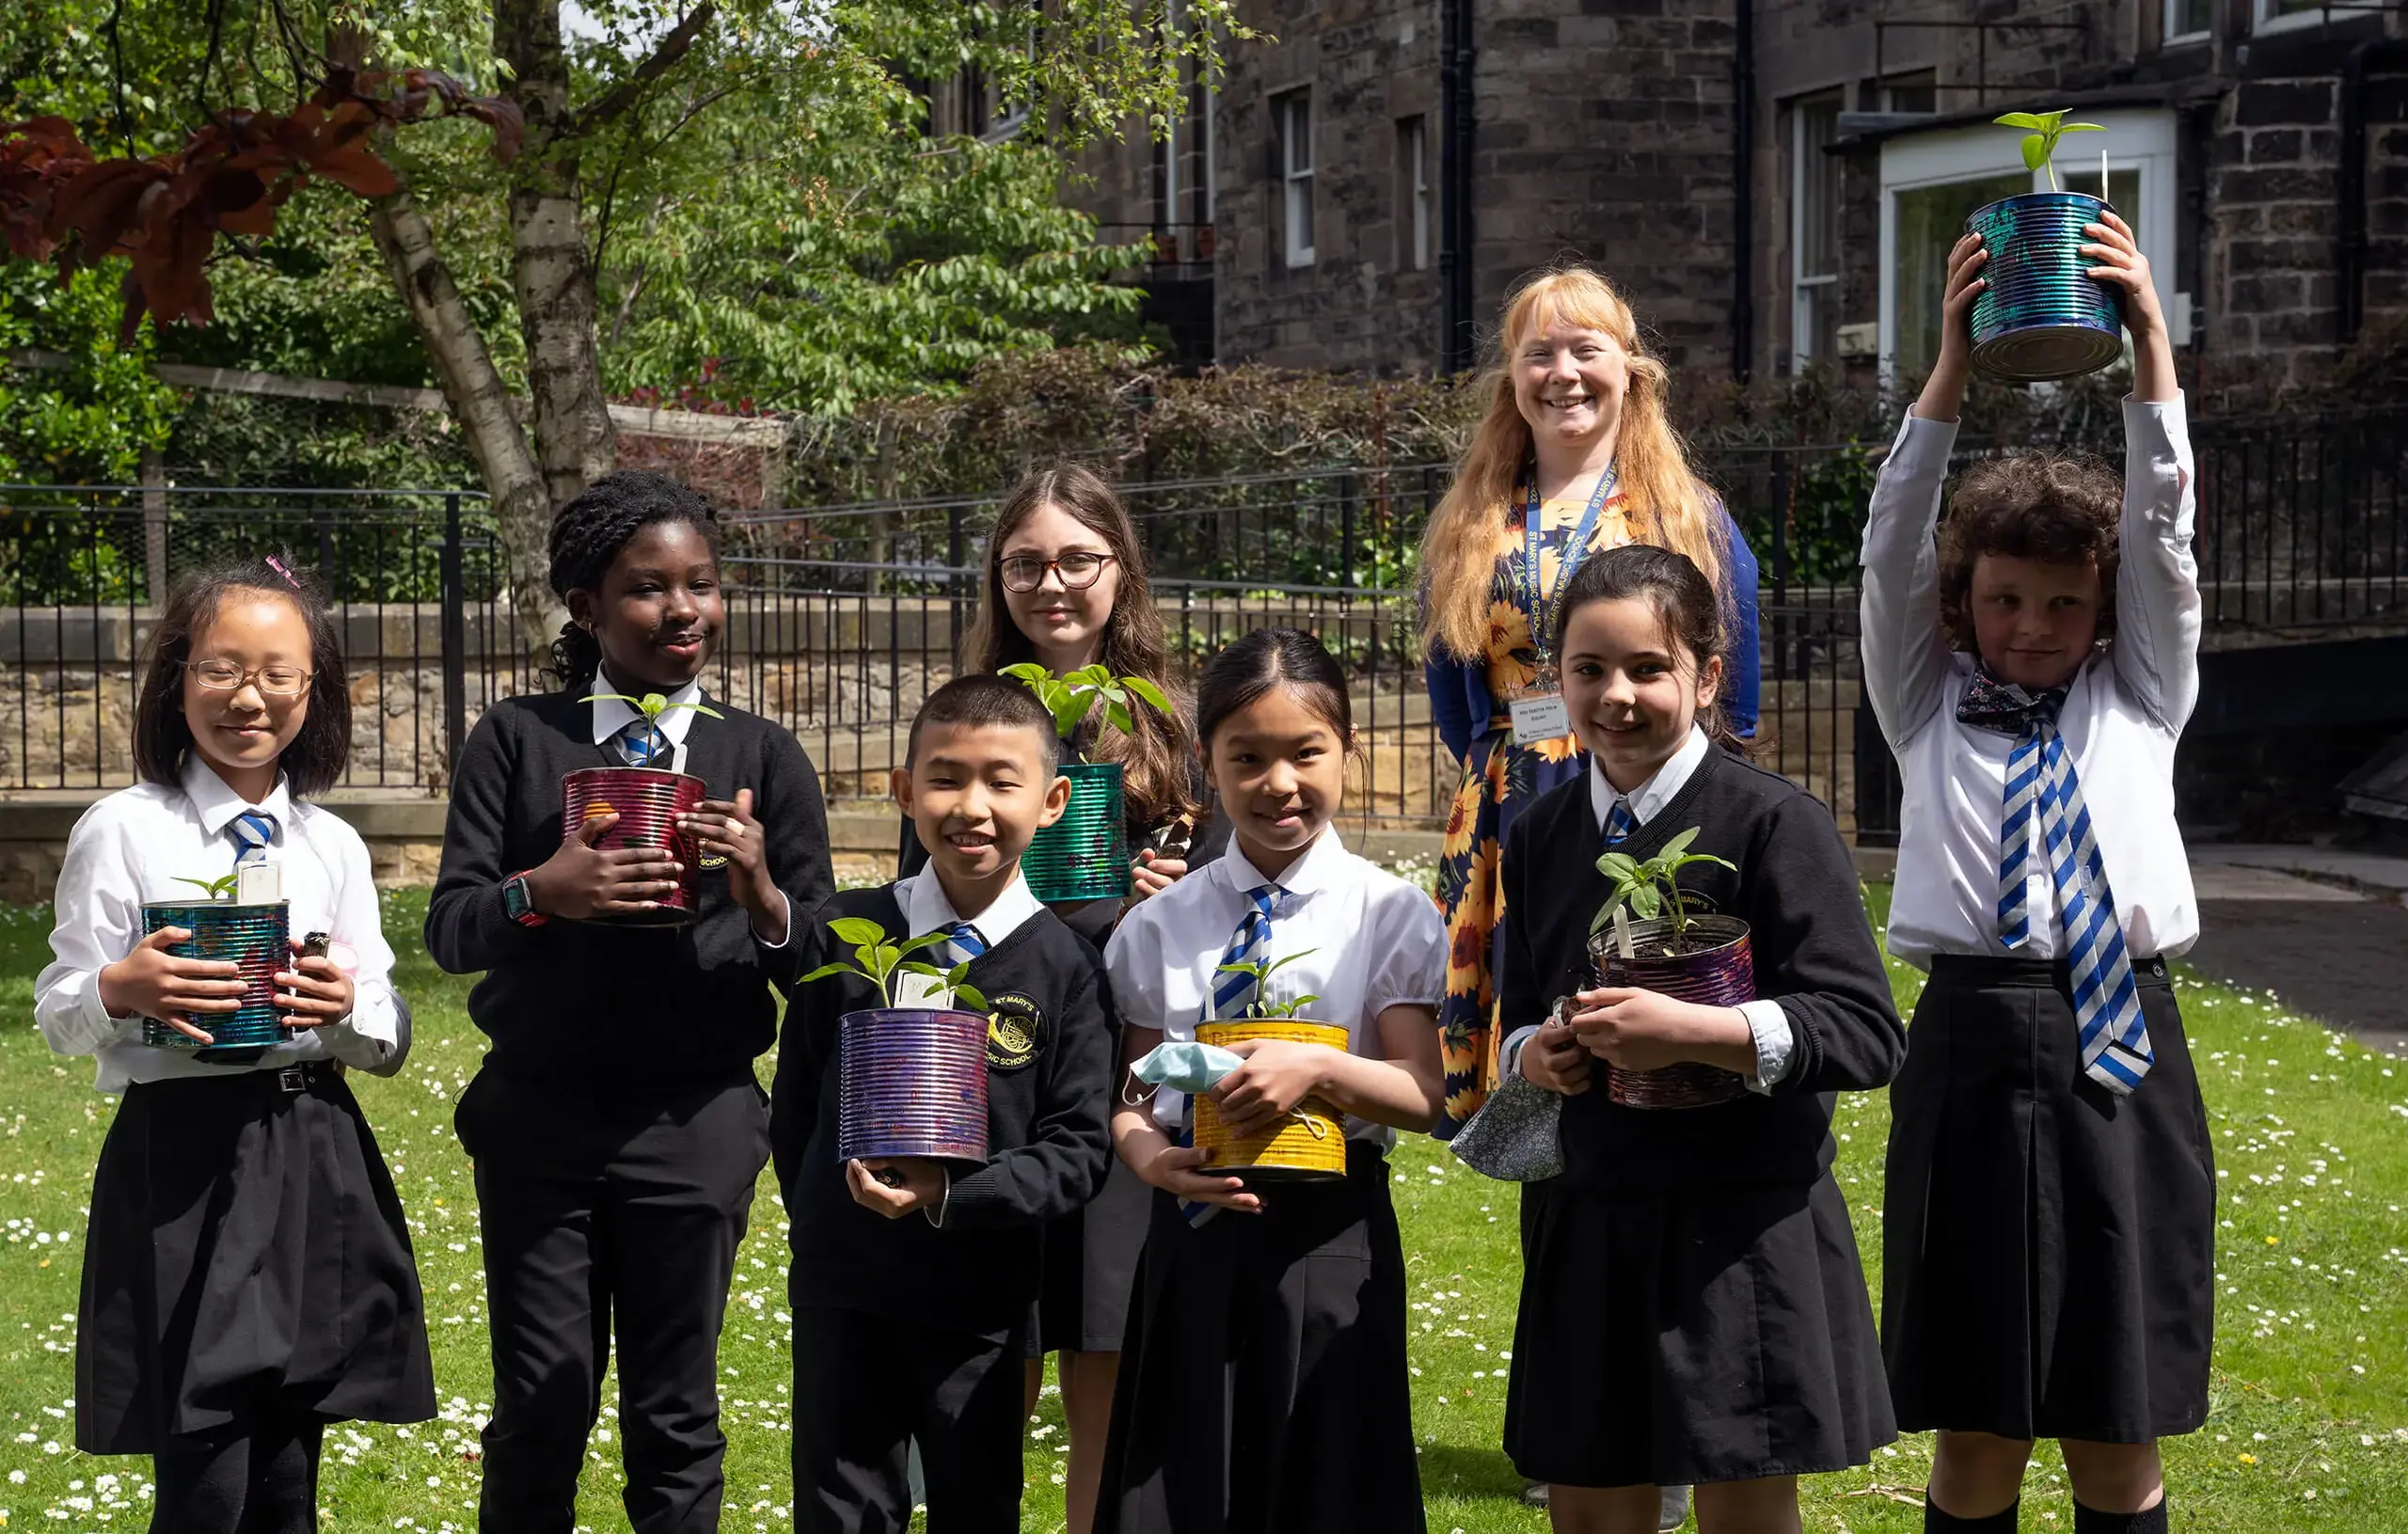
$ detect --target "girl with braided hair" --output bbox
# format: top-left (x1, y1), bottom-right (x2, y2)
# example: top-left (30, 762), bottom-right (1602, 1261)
top-left (426, 469), bottom-right (834, 1532)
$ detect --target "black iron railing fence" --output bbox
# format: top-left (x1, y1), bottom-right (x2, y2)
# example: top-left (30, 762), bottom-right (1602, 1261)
top-left (3, 405), bottom-right (2400, 837)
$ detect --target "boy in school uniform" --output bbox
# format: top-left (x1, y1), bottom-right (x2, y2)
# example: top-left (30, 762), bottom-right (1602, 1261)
top-left (774, 673), bottom-right (1117, 1534)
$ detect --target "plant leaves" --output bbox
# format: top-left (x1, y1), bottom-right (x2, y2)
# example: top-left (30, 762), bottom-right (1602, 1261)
top-left (2021, 134), bottom-right (2050, 172)
top-left (829, 917), bottom-right (886, 946)
top-left (953, 983), bottom-right (989, 1012)
top-left (1120, 675), bottom-right (1173, 714)
top-left (1992, 112), bottom-right (2050, 130)
top-left (1595, 852), bottom-right (1640, 881)
top-left (1104, 701), bottom-right (1134, 736)
top-left (1629, 884), bottom-right (1662, 921)
top-left (895, 931), bottom-right (953, 957)
top-left (2060, 122), bottom-right (2107, 135)
top-left (800, 962), bottom-right (857, 985)
top-left (1656, 827), bottom-right (1699, 862)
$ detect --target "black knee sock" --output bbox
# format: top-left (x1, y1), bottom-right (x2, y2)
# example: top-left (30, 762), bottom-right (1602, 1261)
top-left (151, 1434), bottom-right (248, 1534)
top-left (2074, 1498), bottom-right (2167, 1534)
top-left (1925, 1498), bottom-right (2018, 1532)
top-left (241, 1413), bottom-right (323, 1534)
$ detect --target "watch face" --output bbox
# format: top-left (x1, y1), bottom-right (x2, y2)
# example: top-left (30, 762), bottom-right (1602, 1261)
top-left (503, 876), bottom-right (533, 922)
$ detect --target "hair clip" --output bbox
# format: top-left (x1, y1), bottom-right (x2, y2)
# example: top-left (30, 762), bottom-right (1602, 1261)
top-left (263, 555), bottom-right (303, 591)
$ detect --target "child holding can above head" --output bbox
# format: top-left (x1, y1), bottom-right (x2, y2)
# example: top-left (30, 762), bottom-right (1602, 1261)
top-left (1487, 545), bottom-right (1903, 1534)
top-left (423, 469), bottom-right (833, 1534)
top-left (1096, 627), bottom-right (1449, 1534)
top-left (36, 554), bottom-right (432, 1534)
top-left (1866, 213), bottom-right (2210, 1534)
top-left (774, 672), bottom-right (1116, 1534)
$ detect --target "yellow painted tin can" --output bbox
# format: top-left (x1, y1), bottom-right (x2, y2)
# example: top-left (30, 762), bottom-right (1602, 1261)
top-left (1192, 1020), bottom-right (1350, 1179)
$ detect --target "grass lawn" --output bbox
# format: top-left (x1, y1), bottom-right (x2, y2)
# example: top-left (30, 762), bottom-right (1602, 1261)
top-left (2, 883), bottom-right (2405, 1531)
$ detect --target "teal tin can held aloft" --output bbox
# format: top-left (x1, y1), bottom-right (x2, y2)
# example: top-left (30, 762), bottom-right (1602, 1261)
top-left (139, 900), bottom-right (292, 1050)
top-left (1022, 760), bottom-right (1133, 904)
top-left (1966, 191), bottom-right (2127, 384)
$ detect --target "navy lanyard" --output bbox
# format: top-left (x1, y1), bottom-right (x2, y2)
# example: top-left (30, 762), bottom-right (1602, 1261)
top-left (1520, 464), bottom-right (1618, 670)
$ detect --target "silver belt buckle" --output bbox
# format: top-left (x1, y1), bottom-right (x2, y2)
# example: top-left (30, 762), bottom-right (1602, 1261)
top-left (276, 1066), bottom-right (310, 1094)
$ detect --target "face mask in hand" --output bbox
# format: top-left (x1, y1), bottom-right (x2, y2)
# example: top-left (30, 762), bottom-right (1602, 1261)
top-left (1129, 1041), bottom-right (1245, 1094)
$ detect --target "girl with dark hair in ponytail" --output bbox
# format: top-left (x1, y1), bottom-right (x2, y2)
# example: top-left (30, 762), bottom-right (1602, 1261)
top-left (424, 470), bottom-right (833, 1532)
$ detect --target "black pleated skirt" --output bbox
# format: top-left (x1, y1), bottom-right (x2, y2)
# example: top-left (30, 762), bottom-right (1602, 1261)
top-left (1503, 1167), bottom-right (1893, 1487)
top-left (1033, 1155), bottom-right (1151, 1356)
top-left (1095, 1139), bottom-right (1424, 1534)
top-left (1880, 954), bottom-right (2215, 1443)
top-left (77, 1066), bottom-right (436, 1453)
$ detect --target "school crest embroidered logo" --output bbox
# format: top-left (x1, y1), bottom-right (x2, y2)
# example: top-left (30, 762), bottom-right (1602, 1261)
top-left (698, 848), bottom-right (729, 871)
top-left (985, 991), bottom-right (1046, 1072)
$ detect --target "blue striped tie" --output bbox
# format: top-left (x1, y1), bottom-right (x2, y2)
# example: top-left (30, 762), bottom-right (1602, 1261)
top-left (614, 718), bottom-right (669, 767)
top-left (1180, 884), bottom-right (1281, 1226)
top-left (942, 921), bottom-right (986, 970)
top-left (1602, 800), bottom-right (1638, 847)
top-left (1208, 885), bottom-right (1280, 1020)
top-left (227, 809), bottom-right (277, 870)
top-left (1998, 717), bottom-right (2152, 1095)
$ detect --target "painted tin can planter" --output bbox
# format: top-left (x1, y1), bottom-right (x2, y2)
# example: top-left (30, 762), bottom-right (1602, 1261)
top-left (139, 900), bottom-right (292, 1050)
top-left (837, 1006), bottom-right (993, 1165)
top-left (1022, 760), bottom-right (1132, 904)
top-left (1584, 913), bottom-right (1756, 1110)
top-left (561, 767), bottom-right (708, 925)
top-left (1965, 191), bottom-right (2127, 383)
top-left (1192, 1019), bottom-right (1351, 1179)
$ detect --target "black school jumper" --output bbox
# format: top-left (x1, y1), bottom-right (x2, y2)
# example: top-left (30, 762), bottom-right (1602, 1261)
top-left (1497, 746), bottom-right (1904, 1489)
top-left (424, 690), bottom-right (832, 1534)
top-left (772, 883), bottom-right (1113, 1534)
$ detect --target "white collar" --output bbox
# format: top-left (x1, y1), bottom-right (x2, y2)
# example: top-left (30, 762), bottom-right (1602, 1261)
top-left (1212, 822), bottom-right (1346, 902)
top-left (896, 868), bottom-right (1044, 950)
top-left (1589, 724), bottom-right (1711, 834)
top-left (588, 669), bottom-right (706, 748)
top-left (181, 754), bottom-right (294, 839)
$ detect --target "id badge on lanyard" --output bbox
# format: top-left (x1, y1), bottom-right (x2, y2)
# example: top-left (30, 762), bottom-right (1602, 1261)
top-left (1506, 467), bottom-right (1616, 745)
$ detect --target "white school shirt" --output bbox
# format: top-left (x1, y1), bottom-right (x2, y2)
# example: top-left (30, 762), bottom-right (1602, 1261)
top-left (895, 870), bottom-right (1044, 952)
top-left (1496, 725), bottom-right (1795, 1092)
top-left (35, 757), bottom-right (403, 1093)
top-left (589, 669), bottom-right (704, 772)
top-left (1860, 395), bottom-right (2200, 969)
top-left (1106, 825), bottom-right (1446, 1149)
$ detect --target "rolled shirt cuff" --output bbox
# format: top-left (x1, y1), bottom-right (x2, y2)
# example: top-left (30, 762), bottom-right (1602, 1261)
top-left (1737, 999), bottom-right (1795, 1095)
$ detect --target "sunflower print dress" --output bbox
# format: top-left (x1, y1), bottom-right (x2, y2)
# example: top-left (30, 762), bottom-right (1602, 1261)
top-left (1426, 492), bottom-right (1763, 1135)
top-left (1428, 494), bottom-right (1632, 1131)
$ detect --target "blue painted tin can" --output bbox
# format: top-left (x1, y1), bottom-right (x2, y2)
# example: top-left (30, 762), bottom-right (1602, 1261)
top-left (139, 900), bottom-right (292, 1050)
top-left (1966, 191), bottom-right (2127, 383)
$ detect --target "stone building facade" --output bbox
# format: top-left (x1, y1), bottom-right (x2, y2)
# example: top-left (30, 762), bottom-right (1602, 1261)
top-left (1059, 0), bottom-right (2407, 394)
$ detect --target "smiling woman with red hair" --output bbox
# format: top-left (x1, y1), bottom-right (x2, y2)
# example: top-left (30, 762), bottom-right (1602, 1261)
top-left (1421, 266), bottom-right (1762, 1139)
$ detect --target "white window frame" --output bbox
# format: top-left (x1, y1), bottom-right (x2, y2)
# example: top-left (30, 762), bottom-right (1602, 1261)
top-left (1877, 109), bottom-right (2178, 383)
top-left (1403, 116), bottom-right (1431, 271)
top-left (1278, 88), bottom-right (1315, 268)
top-left (2163, 0), bottom-right (2212, 45)
top-left (2255, 0), bottom-right (2343, 35)
top-left (1790, 93), bottom-right (1843, 371)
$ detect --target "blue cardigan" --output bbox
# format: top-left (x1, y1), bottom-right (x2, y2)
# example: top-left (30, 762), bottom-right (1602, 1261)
top-left (1425, 509), bottom-right (1763, 763)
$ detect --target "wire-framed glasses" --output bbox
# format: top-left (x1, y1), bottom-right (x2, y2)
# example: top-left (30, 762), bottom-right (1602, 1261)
top-left (187, 659), bottom-right (313, 696)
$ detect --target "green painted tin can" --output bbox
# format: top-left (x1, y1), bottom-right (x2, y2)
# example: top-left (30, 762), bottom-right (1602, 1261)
top-left (1022, 760), bottom-right (1133, 903)
top-left (138, 900), bottom-right (292, 1050)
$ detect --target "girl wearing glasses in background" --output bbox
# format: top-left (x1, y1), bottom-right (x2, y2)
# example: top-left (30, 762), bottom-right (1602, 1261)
top-left (898, 462), bottom-right (1222, 1534)
top-left (36, 555), bottom-right (432, 1534)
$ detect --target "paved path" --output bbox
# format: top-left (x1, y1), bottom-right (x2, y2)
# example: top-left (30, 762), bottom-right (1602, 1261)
top-left (2187, 846), bottom-right (2408, 1057)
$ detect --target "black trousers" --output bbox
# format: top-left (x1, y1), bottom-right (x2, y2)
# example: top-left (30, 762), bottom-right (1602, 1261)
top-left (456, 1067), bottom-right (769, 1534)
top-left (149, 1406), bottom-right (323, 1534)
top-left (789, 1305), bottom-right (1027, 1534)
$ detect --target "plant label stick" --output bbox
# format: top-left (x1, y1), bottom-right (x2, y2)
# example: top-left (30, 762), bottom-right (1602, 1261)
top-left (1612, 904), bottom-right (1636, 961)
top-left (237, 862), bottom-right (282, 905)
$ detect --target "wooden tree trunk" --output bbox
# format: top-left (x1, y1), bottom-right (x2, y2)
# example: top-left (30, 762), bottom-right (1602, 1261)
top-left (499, 0), bottom-right (617, 510)
top-left (366, 187), bottom-right (564, 663)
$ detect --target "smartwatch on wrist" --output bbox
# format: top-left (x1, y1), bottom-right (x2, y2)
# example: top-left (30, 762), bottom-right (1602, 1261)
top-left (501, 871), bottom-right (547, 927)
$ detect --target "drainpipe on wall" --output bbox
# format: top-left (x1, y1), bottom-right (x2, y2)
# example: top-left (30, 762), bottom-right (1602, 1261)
top-left (1731, 0), bottom-right (1756, 382)
top-left (1439, 0), bottom-right (1477, 374)
top-left (2339, 37), bottom-right (2408, 346)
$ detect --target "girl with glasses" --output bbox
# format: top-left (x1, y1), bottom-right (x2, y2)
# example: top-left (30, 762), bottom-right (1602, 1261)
top-left (36, 554), bottom-right (432, 1534)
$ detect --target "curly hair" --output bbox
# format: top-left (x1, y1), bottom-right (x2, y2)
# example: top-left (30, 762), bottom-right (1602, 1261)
top-left (546, 470), bottom-right (722, 686)
top-left (1937, 451), bottom-right (2124, 653)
